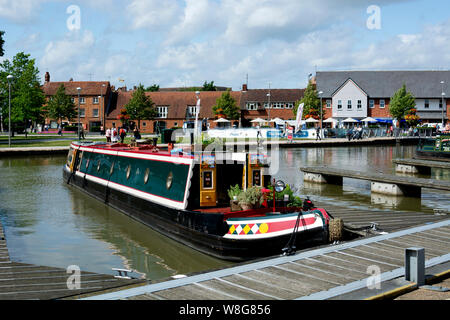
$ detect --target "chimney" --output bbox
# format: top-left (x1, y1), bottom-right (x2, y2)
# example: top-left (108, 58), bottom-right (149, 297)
top-left (242, 84), bottom-right (248, 91)
top-left (69, 78), bottom-right (73, 82)
top-left (45, 72), bottom-right (50, 83)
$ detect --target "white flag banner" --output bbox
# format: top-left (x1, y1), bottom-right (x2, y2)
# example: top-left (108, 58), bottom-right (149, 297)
top-left (295, 103), bottom-right (304, 133)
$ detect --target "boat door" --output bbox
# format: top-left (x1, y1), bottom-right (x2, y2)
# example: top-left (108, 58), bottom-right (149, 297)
top-left (200, 154), bottom-right (217, 207)
top-left (247, 154), bottom-right (267, 188)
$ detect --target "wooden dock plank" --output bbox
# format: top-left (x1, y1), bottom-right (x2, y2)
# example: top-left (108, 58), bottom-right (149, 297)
top-left (196, 278), bottom-right (274, 300)
top-left (219, 274), bottom-right (296, 299)
top-left (337, 248), bottom-right (403, 267)
top-left (276, 262), bottom-right (353, 285)
top-left (380, 238), bottom-right (447, 256)
top-left (325, 252), bottom-right (397, 273)
top-left (291, 258), bottom-right (367, 280)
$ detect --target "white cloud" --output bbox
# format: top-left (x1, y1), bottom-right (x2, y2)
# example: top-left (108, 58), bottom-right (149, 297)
top-left (40, 30), bottom-right (95, 76)
top-left (0, 0), bottom-right (48, 22)
top-left (126, 0), bottom-right (182, 31)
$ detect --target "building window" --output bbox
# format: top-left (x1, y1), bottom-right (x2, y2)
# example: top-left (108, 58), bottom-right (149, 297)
top-left (439, 99), bottom-right (443, 109)
top-left (142, 122), bottom-right (147, 127)
top-left (93, 108), bottom-right (99, 117)
top-left (272, 102), bottom-right (283, 109)
top-left (71, 97), bottom-right (75, 103)
top-left (347, 100), bottom-right (352, 110)
top-left (380, 99), bottom-right (385, 109)
top-left (369, 99), bottom-right (374, 108)
top-left (246, 102), bottom-right (258, 110)
top-left (326, 100), bottom-right (331, 109)
top-left (79, 108), bottom-right (85, 117)
top-left (80, 97), bottom-right (85, 104)
top-left (285, 102), bottom-right (294, 109)
top-left (357, 100), bottom-right (362, 109)
top-left (187, 105), bottom-right (198, 117)
top-left (157, 106), bottom-right (168, 118)
top-left (93, 97), bottom-right (99, 104)
top-left (424, 99), bottom-right (429, 109)
top-left (337, 100), bottom-right (342, 110)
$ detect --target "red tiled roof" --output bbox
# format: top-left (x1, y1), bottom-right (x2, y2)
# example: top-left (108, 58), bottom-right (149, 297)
top-left (42, 81), bottom-right (110, 96)
top-left (108, 91), bottom-right (242, 120)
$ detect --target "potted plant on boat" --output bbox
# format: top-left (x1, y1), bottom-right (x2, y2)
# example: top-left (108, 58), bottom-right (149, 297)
top-left (266, 183), bottom-right (302, 209)
top-left (237, 187), bottom-right (264, 210)
top-left (227, 184), bottom-right (242, 212)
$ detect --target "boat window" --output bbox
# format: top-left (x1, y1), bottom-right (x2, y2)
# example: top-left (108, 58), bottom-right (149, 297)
top-left (166, 172), bottom-right (173, 190)
top-left (66, 148), bottom-right (74, 166)
top-left (77, 151), bottom-right (84, 171)
top-left (144, 168), bottom-right (150, 184)
top-left (126, 165), bottom-right (131, 180)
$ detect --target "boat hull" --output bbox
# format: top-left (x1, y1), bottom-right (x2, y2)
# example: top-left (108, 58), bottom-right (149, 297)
top-left (64, 166), bottom-right (327, 261)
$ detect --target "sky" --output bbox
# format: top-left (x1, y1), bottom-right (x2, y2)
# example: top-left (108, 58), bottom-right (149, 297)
top-left (1, 0), bottom-right (450, 91)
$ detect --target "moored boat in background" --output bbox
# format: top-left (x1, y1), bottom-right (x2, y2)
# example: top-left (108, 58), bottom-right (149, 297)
top-left (416, 135), bottom-right (450, 161)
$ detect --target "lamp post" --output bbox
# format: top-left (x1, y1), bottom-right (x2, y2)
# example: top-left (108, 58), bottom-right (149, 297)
top-left (194, 91), bottom-right (200, 145)
top-left (318, 90), bottom-right (323, 140)
top-left (7, 75), bottom-right (13, 148)
top-left (267, 82), bottom-right (271, 122)
top-left (77, 87), bottom-right (81, 140)
top-left (441, 81), bottom-right (445, 129)
top-left (100, 83), bottom-right (106, 129)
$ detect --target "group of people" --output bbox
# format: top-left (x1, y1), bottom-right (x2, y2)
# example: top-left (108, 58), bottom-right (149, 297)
top-left (104, 126), bottom-right (142, 143)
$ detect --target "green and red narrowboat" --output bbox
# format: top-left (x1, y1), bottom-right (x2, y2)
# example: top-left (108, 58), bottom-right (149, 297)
top-left (416, 134), bottom-right (450, 161)
top-left (63, 141), bottom-right (333, 261)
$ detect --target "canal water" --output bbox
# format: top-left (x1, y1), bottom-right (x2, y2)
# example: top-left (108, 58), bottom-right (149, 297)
top-left (0, 145), bottom-right (448, 281)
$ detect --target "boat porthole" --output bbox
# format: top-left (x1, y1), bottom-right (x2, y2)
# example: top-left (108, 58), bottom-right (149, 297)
top-left (144, 168), bottom-right (150, 184)
top-left (110, 162), bottom-right (114, 175)
top-left (126, 165), bottom-right (131, 180)
top-left (97, 160), bottom-right (101, 172)
top-left (166, 172), bottom-right (173, 190)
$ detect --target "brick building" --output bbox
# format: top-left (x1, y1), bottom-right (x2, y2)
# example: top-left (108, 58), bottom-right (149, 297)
top-left (315, 71), bottom-right (450, 125)
top-left (42, 72), bottom-right (111, 130)
top-left (239, 84), bottom-right (305, 127)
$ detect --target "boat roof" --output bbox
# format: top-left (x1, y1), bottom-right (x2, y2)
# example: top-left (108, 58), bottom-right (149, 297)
top-left (70, 141), bottom-right (252, 163)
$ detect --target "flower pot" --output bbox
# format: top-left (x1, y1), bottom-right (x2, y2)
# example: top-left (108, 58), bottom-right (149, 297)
top-left (230, 200), bottom-right (241, 212)
top-left (240, 203), bottom-right (253, 211)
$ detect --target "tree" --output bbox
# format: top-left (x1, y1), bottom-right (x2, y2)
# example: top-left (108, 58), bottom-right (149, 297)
top-left (389, 84), bottom-right (416, 122)
top-left (145, 84), bottom-right (160, 92)
top-left (0, 52), bottom-right (45, 137)
top-left (0, 31), bottom-right (5, 57)
top-left (46, 84), bottom-right (77, 127)
top-left (212, 90), bottom-right (240, 120)
top-left (294, 81), bottom-right (320, 119)
top-left (202, 81), bottom-right (216, 91)
top-left (124, 84), bottom-right (157, 129)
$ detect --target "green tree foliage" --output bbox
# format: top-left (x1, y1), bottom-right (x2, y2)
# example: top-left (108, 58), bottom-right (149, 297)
top-left (46, 84), bottom-right (77, 126)
top-left (0, 52), bottom-right (45, 136)
top-left (145, 84), bottom-right (160, 92)
top-left (389, 84), bottom-right (416, 121)
top-left (125, 84), bottom-right (157, 129)
top-left (294, 81), bottom-right (320, 119)
top-left (202, 81), bottom-right (216, 91)
top-left (212, 90), bottom-right (240, 120)
top-left (0, 31), bottom-right (5, 57)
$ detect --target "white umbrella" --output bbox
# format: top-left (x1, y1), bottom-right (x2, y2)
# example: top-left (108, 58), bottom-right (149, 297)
top-left (270, 118), bottom-right (285, 125)
top-left (361, 117), bottom-right (377, 122)
top-left (323, 118), bottom-right (338, 123)
top-left (305, 117), bottom-right (319, 123)
top-left (214, 118), bottom-right (230, 123)
top-left (250, 118), bottom-right (266, 123)
top-left (343, 117), bottom-right (359, 123)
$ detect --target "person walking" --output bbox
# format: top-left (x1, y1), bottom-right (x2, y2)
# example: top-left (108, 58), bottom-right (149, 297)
top-left (316, 126), bottom-right (322, 141)
top-left (105, 127), bottom-right (111, 142)
top-left (119, 127), bottom-right (126, 143)
top-left (111, 126), bottom-right (118, 143)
